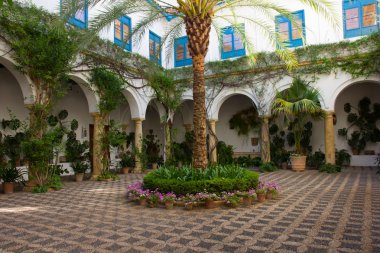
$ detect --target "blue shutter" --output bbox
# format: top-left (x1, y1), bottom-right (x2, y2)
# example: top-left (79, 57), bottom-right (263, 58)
top-left (361, 0), bottom-right (379, 36)
top-left (61, 0), bottom-right (88, 29)
top-left (343, 0), bottom-right (362, 38)
top-left (149, 31), bottom-right (162, 66)
top-left (114, 16), bottom-right (132, 52)
top-left (174, 36), bottom-right (192, 67)
top-left (343, 0), bottom-right (379, 38)
top-left (221, 25), bottom-right (246, 59)
top-left (276, 10), bottom-right (305, 48)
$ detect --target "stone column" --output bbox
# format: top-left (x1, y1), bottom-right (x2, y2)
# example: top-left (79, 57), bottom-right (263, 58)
top-left (183, 123), bottom-right (193, 133)
top-left (91, 112), bottom-right (104, 178)
top-left (260, 116), bottom-right (271, 163)
top-left (133, 118), bottom-right (144, 173)
top-left (209, 120), bottom-right (217, 164)
top-left (325, 111), bottom-right (336, 165)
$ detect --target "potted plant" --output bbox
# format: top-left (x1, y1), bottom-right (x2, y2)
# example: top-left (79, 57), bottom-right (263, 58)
top-left (71, 161), bottom-right (89, 182)
top-left (256, 181), bottom-right (267, 203)
top-left (163, 192), bottom-right (176, 210)
top-left (119, 152), bottom-right (135, 174)
top-left (196, 192), bottom-right (220, 209)
top-left (336, 149), bottom-right (351, 167)
top-left (224, 192), bottom-right (241, 208)
top-left (265, 181), bottom-right (280, 200)
top-left (0, 165), bottom-right (25, 194)
top-left (272, 78), bottom-right (324, 172)
top-left (240, 189), bottom-right (256, 206)
top-left (147, 191), bottom-right (162, 208)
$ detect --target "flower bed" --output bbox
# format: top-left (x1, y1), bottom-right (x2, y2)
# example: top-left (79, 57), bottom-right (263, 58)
top-left (143, 165), bottom-right (260, 195)
top-left (127, 180), bottom-right (281, 210)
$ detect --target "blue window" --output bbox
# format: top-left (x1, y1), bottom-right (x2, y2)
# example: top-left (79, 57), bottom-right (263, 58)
top-left (221, 25), bottom-right (246, 59)
top-left (61, 0), bottom-right (88, 29)
top-left (174, 36), bottom-right (192, 67)
top-left (275, 10), bottom-right (305, 48)
top-left (343, 0), bottom-right (379, 38)
top-left (149, 31), bottom-right (161, 65)
top-left (114, 16), bottom-right (132, 52)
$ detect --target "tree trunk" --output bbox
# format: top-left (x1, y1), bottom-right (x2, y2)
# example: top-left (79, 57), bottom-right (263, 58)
top-left (165, 120), bottom-right (172, 162)
top-left (185, 14), bottom-right (212, 169)
top-left (191, 55), bottom-right (208, 169)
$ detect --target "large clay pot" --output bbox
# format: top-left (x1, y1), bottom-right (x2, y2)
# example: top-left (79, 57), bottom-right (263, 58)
top-left (205, 199), bottom-right (216, 209)
top-left (243, 197), bottom-right (253, 206)
top-left (290, 156), bottom-right (307, 172)
top-left (152, 163), bottom-right (158, 170)
top-left (139, 198), bottom-right (147, 206)
top-left (266, 192), bottom-right (273, 200)
top-left (3, 182), bottom-right (14, 194)
top-left (165, 202), bottom-right (174, 210)
top-left (75, 173), bottom-right (84, 182)
top-left (122, 167), bottom-right (129, 174)
top-left (257, 193), bottom-right (266, 203)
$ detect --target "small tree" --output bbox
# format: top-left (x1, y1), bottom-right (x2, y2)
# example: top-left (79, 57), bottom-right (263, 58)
top-left (271, 78), bottom-right (324, 155)
top-left (148, 70), bottom-right (185, 162)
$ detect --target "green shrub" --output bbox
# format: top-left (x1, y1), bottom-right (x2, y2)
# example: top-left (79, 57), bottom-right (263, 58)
top-left (217, 141), bottom-right (234, 165)
top-left (319, 163), bottom-right (342, 173)
top-left (143, 165), bottom-right (259, 195)
top-left (259, 162), bottom-right (278, 172)
top-left (234, 156), bottom-right (262, 167)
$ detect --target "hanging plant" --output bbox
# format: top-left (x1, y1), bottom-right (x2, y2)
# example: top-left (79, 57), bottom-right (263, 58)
top-left (229, 107), bottom-right (261, 136)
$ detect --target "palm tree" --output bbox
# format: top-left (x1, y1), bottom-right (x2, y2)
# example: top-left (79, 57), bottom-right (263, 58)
top-left (271, 78), bottom-right (325, 155)
top-left (61, 0), bottom-right (338, 169)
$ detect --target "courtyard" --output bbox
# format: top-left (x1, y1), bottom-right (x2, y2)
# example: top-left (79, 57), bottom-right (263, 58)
top-left (1, 168), bottom-right (379, 253)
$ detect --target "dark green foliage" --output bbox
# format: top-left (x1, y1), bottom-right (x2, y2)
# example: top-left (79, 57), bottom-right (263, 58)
top-left (172, 131), bottom-right (194, 165)
top-left (96, 170), bottom-right (120, 181)
top-left (339, 97), bottom-right (380, 154)
top-left (234, 156), bottom-right (262, 167)
top-left (376, 154), bottom-right (380, 175)
top-left (143, 165), bottom-right (260, 195)
top-left (144, 129), bottom-right (162, 164)
top-left (71, 161), bottom-right (90, 174)
top-left (259, 162), bottom-right (278, 172)
top-left (307, 150), bottom-right (325, 169)
top-left (65, 129), bottom-right (89, 163)
top-left (90, 68), bottom-right (126, 113)
top-left (229, 107), bottom-right (260, 136)
top-left (32, 185), bottom-right (49, 193)
top-left (217, 141), bottom-right (234, 165)
top-left (319, 163), bottom-right (342, 173)
top-left (335, 149), bottom-right (351, 167)
top-left (49, 174), bottom-right (63, 190)
top-left (119, 152), bottom-right (135, 168)
top-left (0, 165), bottom-right (24, 183)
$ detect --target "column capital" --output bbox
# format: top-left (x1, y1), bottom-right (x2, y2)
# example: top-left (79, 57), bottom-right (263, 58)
top-left (325, 110), bottom-right (335, 116)
top-left (208, 119), bottom-right (218, 124)
top-left (132, 117), bottom-right (145, 122)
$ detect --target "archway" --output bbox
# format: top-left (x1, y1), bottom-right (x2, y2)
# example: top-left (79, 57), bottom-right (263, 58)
top-left (333, 81), bottom-right (380, 166)
top-left (0, 64), bottom-right (29, 121)
top-left (216, 94), bottom-right (260, 157)
top-left (172, 99), bottom-right (194, 143)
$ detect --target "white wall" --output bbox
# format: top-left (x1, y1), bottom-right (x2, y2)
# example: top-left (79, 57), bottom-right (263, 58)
top-left (0, 68), bottom-right (29, 122)
top-left (24, 0), bottom-right (359, 69)
top-left (216, 95), bottom-right (260, 153)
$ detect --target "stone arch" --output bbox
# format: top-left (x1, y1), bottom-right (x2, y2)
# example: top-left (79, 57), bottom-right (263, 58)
top-left (208, 88), bottom-right (259, 120)
top-left (67, 73), bottom-right (99, 113)
top-left (123, 88), bottom-right (146, 120)
top-left (328, 75), bottom-right (380, 111)
top-left (0, 43), bottom-right (34, 104)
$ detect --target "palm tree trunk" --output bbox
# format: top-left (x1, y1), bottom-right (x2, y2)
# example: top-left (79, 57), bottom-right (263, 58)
top-left (165, 120), bottom-right (172, 162)
top-left (185, 14), bottom-right (212, 169)
top-left (192, 55), bottom-right (208, 169)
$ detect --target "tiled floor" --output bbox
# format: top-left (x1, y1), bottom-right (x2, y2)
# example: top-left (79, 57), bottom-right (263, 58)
top-left (0, 167), bottom-right (379, 253)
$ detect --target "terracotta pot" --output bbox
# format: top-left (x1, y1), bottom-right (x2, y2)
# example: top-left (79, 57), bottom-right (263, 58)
top-left (165, 202), bottom-right (174, 210)
top-left (122, 167), bottom-right (129, 174)
top-left (266, 192), bottom-right (273, 200)
top-left (184, 204), bottom-right (193, 210)
top-left (281, 162), bottom-right (288, 170)
top-left (75, 173), bottom-right (84, 182)
top-left (257, 193), bottom-right (266, 203)
top-left (205, 199), bottom-right (216, 209)
top-left (3, 182), bottom-right (14, 194)
top-left (152, 163), bottom-right (158, 170)
top-left (214, 200), bottom-right (225, 207)
top-left (139, 199), bottom-right (147, 206)
top-left (352, 148), bottom-right (360, 155)
top-left (290, 156), bottom-right (307, 172)
top-left (243, 197), bottom-right (253, 206)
